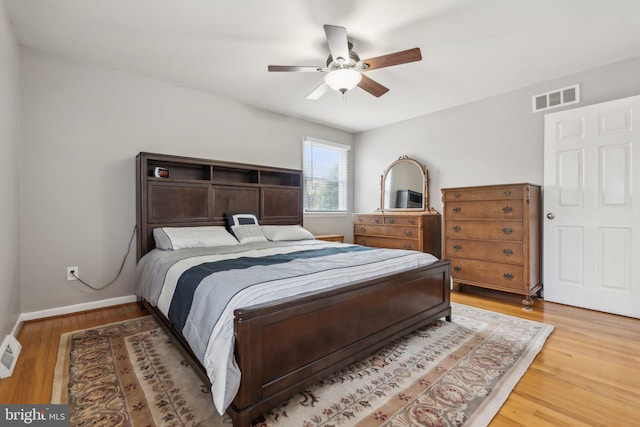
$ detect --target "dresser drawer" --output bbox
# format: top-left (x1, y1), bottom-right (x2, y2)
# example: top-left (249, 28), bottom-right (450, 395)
top-left (449, 258), bottom-right (526, 291)
top-left (445, 200), bottom-right (524, 220)
top-left (444, 186), bottom-right (524, 201)
top-left (353, 215), bottom-right (421, 226)
top-left (444, 220), bottom-right (524, 241)
top-left (444, 239), bottom-right (524, 264)
top-left (353, 215), bottom-right (384, 225)
top-left (354, 235), bottom-right (419, 250)
top-left (354, 224), bottom-right (418, 239)
top-left (383, 216), bottom-right (420, 226)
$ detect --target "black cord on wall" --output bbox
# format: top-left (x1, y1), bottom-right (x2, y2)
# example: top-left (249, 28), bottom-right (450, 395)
top-left (69, 225), bottom-right (137, 290)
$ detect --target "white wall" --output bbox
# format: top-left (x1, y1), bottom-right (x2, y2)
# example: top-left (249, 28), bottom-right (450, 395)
top-left (16, 44), bottom-right (640, 315)
top-left (0, 0), bottom-right (20, 337)
top-left (355, 57), bottom-right (640, 215)
top-left (19, 48), bottom-right (354, 313)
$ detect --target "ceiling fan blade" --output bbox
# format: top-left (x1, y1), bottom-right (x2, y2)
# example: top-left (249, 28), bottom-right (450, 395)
top-left (306, 82), bottom-right (330, 100)
top-left (358, 74), bottom-right (389, 97)
top-left (268, 65), bottom-right (324, 72)
top-left (361, 47), bottom-right (422, 70)
top-left (323, 25), bottom-right (349, 63)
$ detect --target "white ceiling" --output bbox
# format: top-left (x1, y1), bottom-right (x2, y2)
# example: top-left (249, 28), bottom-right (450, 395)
top-left (6, 0), bottom-right (640, 132)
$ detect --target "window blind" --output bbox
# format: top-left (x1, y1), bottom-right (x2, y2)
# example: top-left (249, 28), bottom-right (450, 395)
top-left (302, 137), bottom-right (351, 212)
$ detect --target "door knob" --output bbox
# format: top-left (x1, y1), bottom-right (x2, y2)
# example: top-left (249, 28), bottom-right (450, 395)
top-left (546, 212), bottom-right (555, 220)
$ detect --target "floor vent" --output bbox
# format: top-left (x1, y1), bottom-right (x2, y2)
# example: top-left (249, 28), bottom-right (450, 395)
top-left (0, 335), bottom-right (21, 379)
top-left (532, 84), bottom-right (580, 112)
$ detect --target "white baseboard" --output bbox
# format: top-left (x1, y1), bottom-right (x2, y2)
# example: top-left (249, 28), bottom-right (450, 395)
top-left (10, 320), bottom-right (21, 338)
top-left (17, 295), bottom-right (138, 324)
top-left (5, 295), bottom-right (138, 373)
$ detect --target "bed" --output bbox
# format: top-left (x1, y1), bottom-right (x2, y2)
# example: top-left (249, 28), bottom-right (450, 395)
top-left (135, 152), bottom-right (451, 426)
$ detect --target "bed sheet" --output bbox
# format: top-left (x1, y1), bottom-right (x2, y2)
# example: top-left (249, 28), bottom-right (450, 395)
top-left (135, 240), bottom-right (438, 414)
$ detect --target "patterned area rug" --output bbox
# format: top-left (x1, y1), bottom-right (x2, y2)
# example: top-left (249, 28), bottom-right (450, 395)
top-left (52, 303), bottom-right (553, 426)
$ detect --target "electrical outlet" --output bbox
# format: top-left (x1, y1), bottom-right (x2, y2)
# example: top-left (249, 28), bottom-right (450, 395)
top-left (67, 266), bottom-right (78, 281)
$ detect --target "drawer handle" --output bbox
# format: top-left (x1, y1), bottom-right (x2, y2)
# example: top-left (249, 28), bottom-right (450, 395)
top-left (502, 206), bottom-right (513, 213)
top-left (408, 219), bottom-right (415, 224)
top-left (360, 226), bottom-right (367, 232)
top-left (360, 240), bottom-right (367, 245)
top-left (404, 229), bottom-right (412, 236)
top-left (358, 217), bottom-right (363, 222)
top-left (404, 243), bottom-right (411, 249)
top-left (387, 218), bottom-right (394, 224)
top-left (504, 190), bottom-right (512, 196)
top-left (503, 273), bottom-right (514, 280)
top-left (454, 266), bottom-right (462, 272)
top-left (453, 207), bottom-right (462, 213)
top-left (375, 218), bottom-right (381, 223)
top-left (503, 249), bottom-right (513, 256)
top-left (454, 192), bottom-right (461, 198)
top-left (453, 226), bottom-right (462, 232)
top-left (502, 227), bottom-right (513, 235)
top-left (453, 244), bottom-right (462, 251)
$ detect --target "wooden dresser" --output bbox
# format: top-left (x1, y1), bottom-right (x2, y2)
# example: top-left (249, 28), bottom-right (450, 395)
top-left (442, 184), bottom-right (541, 308)
top-left (353, 212), bottom-right (442, 258)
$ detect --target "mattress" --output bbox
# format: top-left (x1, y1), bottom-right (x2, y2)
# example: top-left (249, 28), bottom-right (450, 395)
top-left (135, 239), bottom-right (438, 414)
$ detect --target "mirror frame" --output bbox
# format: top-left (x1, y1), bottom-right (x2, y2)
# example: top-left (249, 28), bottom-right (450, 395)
top-left (379, 155), bottom-right (429, 212)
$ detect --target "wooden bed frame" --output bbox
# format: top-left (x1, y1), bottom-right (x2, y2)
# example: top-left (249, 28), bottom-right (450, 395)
top-left (136, 152), bottom-right (451, 426)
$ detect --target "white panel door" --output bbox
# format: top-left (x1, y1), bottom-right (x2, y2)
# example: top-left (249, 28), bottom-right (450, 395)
top-left (543, 95), bottom-right (639, 318)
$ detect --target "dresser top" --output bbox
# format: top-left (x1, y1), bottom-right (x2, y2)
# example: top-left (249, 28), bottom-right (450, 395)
top-left (441, 183), bottom-right (541, 191)
top-left (355, 208), bottom-right (440, 216)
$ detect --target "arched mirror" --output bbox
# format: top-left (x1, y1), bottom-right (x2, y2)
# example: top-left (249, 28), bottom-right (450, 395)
top-left (380, 155), bottom-right (429, 211)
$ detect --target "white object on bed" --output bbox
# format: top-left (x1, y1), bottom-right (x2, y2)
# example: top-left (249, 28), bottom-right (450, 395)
top-left (261, 225), bottom-right (315, 241)
top-left (227, 213), bottom-right (259, 226)
top-left (153, 226), bottom-right (239, 250)
top-left (231, 224), bottom-right (268, 243)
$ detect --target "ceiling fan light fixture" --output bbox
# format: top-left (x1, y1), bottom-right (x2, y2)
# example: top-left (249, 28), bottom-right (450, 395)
top-left (268, 25), bottom-right (422, 99)
top-left (324, 68), bottom-right (362, 94)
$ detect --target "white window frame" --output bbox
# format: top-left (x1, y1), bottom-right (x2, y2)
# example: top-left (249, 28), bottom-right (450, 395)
top-left (302, 137), bottom-right (351, 214)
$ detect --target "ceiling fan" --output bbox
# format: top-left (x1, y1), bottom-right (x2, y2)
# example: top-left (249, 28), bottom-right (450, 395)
top-left (268, 25), bottom-right (422, 100)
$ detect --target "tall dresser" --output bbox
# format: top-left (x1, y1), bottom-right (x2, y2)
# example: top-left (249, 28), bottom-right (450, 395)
top-left (353, 212), bottom-right (442, 259)
top-left (441, 184), bottom-right (541, 309)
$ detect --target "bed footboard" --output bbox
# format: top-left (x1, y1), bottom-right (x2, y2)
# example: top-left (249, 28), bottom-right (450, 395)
top-left (229, 259), bottom-right (451, 426)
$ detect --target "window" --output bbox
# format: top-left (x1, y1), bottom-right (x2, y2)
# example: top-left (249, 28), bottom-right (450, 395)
top-left (302, 137), bottom-right (351, 213)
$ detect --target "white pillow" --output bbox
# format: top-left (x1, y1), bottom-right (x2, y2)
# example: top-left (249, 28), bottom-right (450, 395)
top-left (231, 224), bottom-right (268, 244)
top-left (261, 225), bottom-right (315, 241)
top-left (153, 226), bottom-right (239, 250)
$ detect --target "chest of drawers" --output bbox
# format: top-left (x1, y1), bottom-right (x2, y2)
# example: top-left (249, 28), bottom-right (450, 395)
top-left (353, 212), bottom-right (441, 258)
top-left (442, 184), bottom-right (541, 308)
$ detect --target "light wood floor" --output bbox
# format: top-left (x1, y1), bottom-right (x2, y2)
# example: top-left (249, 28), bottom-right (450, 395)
top-left (1, 291), bottom-right (638, 426)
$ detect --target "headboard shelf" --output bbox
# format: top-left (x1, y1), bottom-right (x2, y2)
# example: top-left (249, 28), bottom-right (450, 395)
top-left (146, 159), bottom-right (211, 181)
top-left (260, 170), bottom-right (301, 187)
top-left (136, 152), bottom-right (303, 260)
top-left (213, 168), bottom-right (258, 184)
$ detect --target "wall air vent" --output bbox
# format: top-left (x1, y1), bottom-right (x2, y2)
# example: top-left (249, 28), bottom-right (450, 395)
top-left (532, 84), bottom-right (580, 113)
top-left (0, 335), bottom-right (21, 378)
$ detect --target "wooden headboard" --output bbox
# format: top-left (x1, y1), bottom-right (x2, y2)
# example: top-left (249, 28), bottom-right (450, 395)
top-left (136, 152), bottom-right (303, 260)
